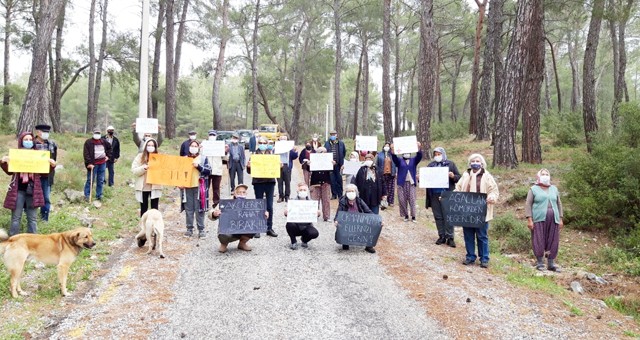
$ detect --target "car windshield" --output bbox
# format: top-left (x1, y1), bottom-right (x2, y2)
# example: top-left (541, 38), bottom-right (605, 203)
top-left (216, 132), bottom-right (233, 140)
top-left (260, 126), bottom-right (276, 133)
top-left (238, 131), bottom-right (251, 137)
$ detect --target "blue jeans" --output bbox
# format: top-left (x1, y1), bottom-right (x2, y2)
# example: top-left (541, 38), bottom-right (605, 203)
top-left (106, 161), bottom-right (115, 186)
top-left (40, 176), bottom-right (51, 221)
top-left (84, 163), bottom-right (106, 200)
top-left (370, 205), bottom-right (380, 214)
top-left (11, 190), bottom-right (37, 235)
top-left (253, 182), bottom-right (275, 230)
top-left (329, 164), bottom-right (343, 198)
top-left (463, 223), bottom-right (490, 263)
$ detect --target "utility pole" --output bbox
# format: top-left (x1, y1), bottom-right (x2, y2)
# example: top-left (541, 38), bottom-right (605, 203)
top-left (139, 0), bottom-right (150, 119)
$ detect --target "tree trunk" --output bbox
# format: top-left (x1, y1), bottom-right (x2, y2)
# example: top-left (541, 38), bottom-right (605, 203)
top-left (257, 80), bottom-right (278, 125)
top-left (583, 0), bottom-right (605, 152)
top-left (608, 3), bottom-right (620, 128)
top-left (2, 0), bottom-right (14, 130)
top-left (469, 0), bottom-right (487, 135)
top-left (165, 0), bottom-right (176, 138)
top-left (174, 0), bottom-right (189, 81)
top-left (86, 0), bottom-right (97, 132)
top-left (611, 0), bottom-right (634, 128)
top-left (382, 0), bottom-right (393, 143)
top-left (406, 61), bottom-right (416, 132)
top-left (50, 3), bottom-right (65, 132)
top-left (290, 20), bottom-right (314, 143)
top-left (417, 0), bottom-right (436, 151)
top-left (251, 0), bottom-right (260, 130)
top-left (450, 54), bottom-right (463, 122)
top-left (521, 0), bottom-right (544, 164)
top-left (393, 20), bottom-right (401, 136)
top-left (362, 35), bottom-right (370, 135)
top-left (93, 0), bottom-right (109, 128)
top-left (567, 35), bottom-right (580, 112)
top-left (211, 0), bottom-right (229, 130)
top-left (353, 46), bottom-right (363, 139)
top-left (545, 37), bottom-right (561, 112)
top-left (436, 48), bottom-right (442, 123)
top-left (17, 0), bottom-right (66, 134)
top-left (333, 0), bottom-right (343, 137)
top-left (151, 0), bottom-right (165, 119)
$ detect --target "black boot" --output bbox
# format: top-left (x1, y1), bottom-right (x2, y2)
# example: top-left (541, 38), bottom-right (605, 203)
top-left (446, 237), bottom-right (456, 248)
top-left (435, 236), bottom-right (446, 245)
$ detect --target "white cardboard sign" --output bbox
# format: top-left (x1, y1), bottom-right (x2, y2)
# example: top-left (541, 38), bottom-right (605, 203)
top-left (135, 118), bottom-right (158, 134)
top-left (355, 136), bottom-right (378, 152)
top-left (342, 160), bottom-right (362, 175)
top-left (274, 140), bottom-right (295, 154)
top-left (310, 153), bottom-right (334, 171)
top-left (419, 167), bottom-right (450, 189)
top-left (393, 136), bottom-right (418, 155)
top-left (286, 200), bottom-right (319, 223)
top-left (201, 140), bottom-right (226, 157)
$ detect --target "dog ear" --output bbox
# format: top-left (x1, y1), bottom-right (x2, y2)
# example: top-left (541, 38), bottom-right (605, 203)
top-left (72, 232), bottom-right (81, 245)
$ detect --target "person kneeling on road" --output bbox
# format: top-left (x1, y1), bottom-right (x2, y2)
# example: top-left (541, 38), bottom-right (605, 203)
top-left (208, 184), bottom-right (269, 253)
top-left (285, 183), bottom-right (320, 250)
top-left (334, 184), bottom-right (381, 254)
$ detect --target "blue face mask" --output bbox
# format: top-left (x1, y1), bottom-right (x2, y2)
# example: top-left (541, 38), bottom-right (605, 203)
top-left (22, 140), bottom-right (33, 149)
top-left (258, 144), bottom-right (267, 151)
top-left (470, 163), bottom-right (482, 170)
top-left (267, 144), bottom-right (274, 150)
top-left (330, 135), bottom-right (337, 141)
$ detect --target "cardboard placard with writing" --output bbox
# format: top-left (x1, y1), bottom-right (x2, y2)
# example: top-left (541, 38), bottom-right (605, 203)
top-left (201, 140), bottom-right (226, 157)
top-left (274, 141), bottom-right (295, 154)
top-left (250, 154), bottom-right (281, 178)
top-left (218, 199), bottom-right (268, 234)
top-left (440, 191), bottom-right (488, 228)
top-left (334, 211), bottom-right (383, 247)
top-left (146, 153), bottom-right (194, 187)
top-left (355, 136), bottom-right (377, 152)
top-left (310, 153), bottom-right (334, 171)
top-left (286, 200), bottom-right (319, 223)
top-left (342, 160), bottom-right (362, 176)
top-left (8, 149), bottom-right (50, 174)
top-left (392, 135), bottom-right (418, 154)
top-left (419, 167), bottom-right (450, 189)
top-left (135, 118), bottom-right (159, 134)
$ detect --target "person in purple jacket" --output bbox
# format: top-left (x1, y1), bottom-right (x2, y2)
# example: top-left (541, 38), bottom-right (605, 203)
top-left (391, 142), bottom-right (422, 222)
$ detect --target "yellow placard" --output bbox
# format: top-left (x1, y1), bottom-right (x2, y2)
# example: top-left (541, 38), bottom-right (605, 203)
top-left (146, 153), bottom-right (195, 187)
top-left (8, 149), bottom-right (50, 174)
top-left (250, 154), bottom-right (281, 179)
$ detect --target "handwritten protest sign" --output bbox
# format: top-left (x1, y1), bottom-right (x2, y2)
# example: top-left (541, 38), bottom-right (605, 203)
top-left (218, 199), bottom-right (268, 234)
top-left (440, 191), bottom-right (487, 228)
top-left (342, 160), bottom-right (362, 175)
top-left (135, 118), bottom-right (159, 134)
top-left (419, 167), bottom-right (450, 189)
top-left (146, 153), bottom-right (194, 187)
top-left (201, 140), bottom-right (225, 157)
top-left (274, 140), bottom-right (295, 154)
top-left (392, 135), bottom-right (418, 154)
top-left (286, 200), bottom-right (319, 223)
top-left (250, 154), bottom-right (280, 178)
top-left (8, 149), bottom-right (50, 174)
top-left (355, 136), bottom-right (377, 152)
top-left (310, 153), bottom-right (334, 171)
top-left (335, 211), bottom-right (383, 247)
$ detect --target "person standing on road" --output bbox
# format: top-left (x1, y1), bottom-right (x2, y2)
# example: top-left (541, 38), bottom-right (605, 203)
top-left (131, 138), bottom-right (162, 218)
top-left (205, 130), bottom-right (224, 208)
top-left (285, 183), bottom-right (320, 249)
top-left (344, 151), bottom-right (360, 186)
top-left (324, 130), bottom-right (346, 199)
top-left (334, 184), bottom-right (377, 253)
top-left (246, 137), bottom-right (278, 237)
top-left (311, 134), bottom-right (322, 151)
top-left (83, 128), bottom-right (112, 201)
top-left (310, 147), bottom-right (333, 222)
top-left (425, 147), bottom-right (461, 248)
top-left (103, 125), bottom-right (120, 187)
top-left (299, 140), bottom-right (315, 186)
top-left (33, 124), bottom-right (58, 221)
top-left (525, 168), bottom-right (563, 271)
top-left (354, 153), bottom-right (386, 214)
top-left (180, 130), bottom-right (197, 156)
top-left (455, 153), bottom-right (499, 268)
top-left (182, 140), bottom-right (211, 239)
top-left (391, 142), bottom-right (422, 223)
top-left (249, 130), bottom-right (259, 153)
top-left (277, 135), bottom-right (298, 203)
top-left (227, 132), bottom-right (245, 193)
top-left (377, 142), bottom-right (396, 208)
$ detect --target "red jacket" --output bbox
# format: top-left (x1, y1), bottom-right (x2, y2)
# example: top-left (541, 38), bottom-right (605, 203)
top-left (1, 132), bottom-right (48, 209)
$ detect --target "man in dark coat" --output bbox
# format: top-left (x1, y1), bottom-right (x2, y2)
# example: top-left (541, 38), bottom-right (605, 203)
top-left (180, 130), bottom-right (197, 156)
top-left (103, 125), bottom-right (121, 187)
top-left (323, 130), bottom-right (346, 199)
top-left (83, 127), bottom-right (112, 201)
top-left (34, 124), bottom-right (58, 221)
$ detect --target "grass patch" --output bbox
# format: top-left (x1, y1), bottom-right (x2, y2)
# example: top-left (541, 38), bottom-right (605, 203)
top-left (604, 296), bottom-right (640, 322)
top-left (595, 246), bottom-right (640, 276)
top-left (506, 186), bottom-right (530, 204)
top-left (563, 300), bottom-right (584, 316)
top-left (492, 213), bottom-right (531, 253)
top-left (623, 330), bottom-right (640, 337)
top-left (490, 253), bottom-right (566, 296)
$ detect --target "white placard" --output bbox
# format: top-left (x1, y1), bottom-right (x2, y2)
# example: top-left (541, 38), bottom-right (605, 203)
top-left (201, 140), bottom-right (225, 157)
top-left (342, 160), bottom-right (362, 175)
top-left (310, 153), bottom-right (334, 171)
top-left (419, 167), bottom-right (450, 189)
top-left (393, 135), bottom-right (418, 154)
top-left (135, 118), bottom-right (158, 134)
top-left (286, 200), bottom-right (319, 223)
top-left (355, 136), bottom-right (378, 152)
top-left (274, 140), bottom-right (295, 154)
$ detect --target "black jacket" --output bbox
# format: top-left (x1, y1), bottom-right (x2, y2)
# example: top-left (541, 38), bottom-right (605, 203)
top-left (103, 135), bottom-right (120, 161)
top-left (334, 196), bottom-right (372, 221)
top-left (424, 159), bottom-right (461, 209)
top-left (354, 166), bottom-right (386, 209)
top-left (83, 137), bottom-right (113, 167)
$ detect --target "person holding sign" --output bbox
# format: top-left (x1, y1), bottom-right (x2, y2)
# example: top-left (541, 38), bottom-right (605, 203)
top-left (310, 147), bottom-right (333, 222)
top-left (181, 140), bottom-right (212, 238)
top-left (34, 124), bottom-right (58, 221)
top-left (324, 130), bottom-right (347, 199)
top-left (334, 184), bottom-right (377, 253)
top-left (1, 132), bottom-right (56, 235)
top-left (455, 153), bottom-right (499, 268)
top-left (344, 151), bottom-right (360, 186)
top-left (227, 133), bottom-right (246, 195)
top-left (298, 140), bottom-right (315, 186)
top-left (354, 153), bottom-right (387, 214)
top-left (131, 138), bottom-right (163, 218)
top-left (391, 142), bottom-right (422, 222)
top-left (525, 169), bottom-right (564, 271)
top-left (425, 147), bottom-right (461, 247)
top-left (276, 135), bottom-right (298, 203)
top-left (285, 183), bottom-right (320, 250)
top-left (377, 142), bottom-right (396, 208)
top-left (131, 122), bottom-right (164, 153)
top-left (208, 184), bottom-right (266, 253)
top-left (204, 130), bottom-right (224, 207)
top-left (246, 137), bottom-right (278, 237)
top-left (83, 128), bottom-right (112, 202)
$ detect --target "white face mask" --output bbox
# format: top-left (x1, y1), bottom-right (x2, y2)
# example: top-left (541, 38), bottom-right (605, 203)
top-left (232, 139), bottom-right (238, 143)
top-left (383, 146), bottom-right (390, 152)
top-left (208, 136), bottom-right (216, 141)
top-left (189, 135), bottom-right (196, 140)
top-left (539, 175), bottom-right (551, 186)
top-left (93, 133), bottom-right (101, 140)
top-left (349, 157), bottom-right (357, 161)
top-left (434, 155), bottom-right (443, 162)
top-left (364, 160), bottom-right (373, 167)
top-left (346, 192), bottom-right (357, 200)
top-left (298, 190), bottom-right (308, 199)
top-left (41, 132), bottom-right (50, 140)
top-left (146, 146), bottom-right (156, 153)
top-left (403, 153), bottom-right (411, 159)
top-left (189, 147), bottom-right (199, 154)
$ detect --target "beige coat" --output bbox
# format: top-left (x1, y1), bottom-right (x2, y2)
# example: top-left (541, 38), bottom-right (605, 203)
top-left (206, 156), bottom-right (224, 176)
top-left (455, 168), bottom-right (499, 222)
top-left (131, 153), bottom-right (163, 202)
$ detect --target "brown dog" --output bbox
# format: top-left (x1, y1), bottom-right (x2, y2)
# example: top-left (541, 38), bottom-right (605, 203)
top-left (0, 227), bottom-right (96, 298)
top-left (135, 209), bottom-right (165, 258)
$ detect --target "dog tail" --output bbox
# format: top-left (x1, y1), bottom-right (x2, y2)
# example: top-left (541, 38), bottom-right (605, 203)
top-left (0, 228), bottom-right (8, 242)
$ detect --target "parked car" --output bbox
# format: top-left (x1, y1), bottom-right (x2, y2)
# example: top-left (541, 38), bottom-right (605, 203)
top-left (258, 124), bottom-right (281, 141)
top-left (236, 129), bottom-right (252, 149)
top-left (216, 130), bottom-right (235, 144)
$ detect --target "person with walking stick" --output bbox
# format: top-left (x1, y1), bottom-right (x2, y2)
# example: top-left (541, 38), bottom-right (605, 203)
top-left (83, 127), bottom-right (112, 202)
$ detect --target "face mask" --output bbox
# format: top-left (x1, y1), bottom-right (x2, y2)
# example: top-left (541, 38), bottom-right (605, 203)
top-left (189, 147), bottom-right (199, 154)
top-left (298, 190), bottom-right (308, 199)
top-left (346, 192), bottom-right (357, 200)
top-left (232, 139), bottom-right (238, 144)
top-left (403, 153), bottom-right (411, 159)
top-left (470, 163), bottom-right (482, 170)
top-left (22, 140), bottom-right (33, 149)
top-left (267, 144), bottom-right (273, 150)
top-left (364, 160), bottom-right (373, 167)
top-left (189, 135), bottom-right (196, 140)
top-left (330, 135), bottom-right (337, 141)
top-left (146, 146), bottom-right (156, 153)
top-left (108, 131), bottom-right (114, 135)
top-left (305, 145), bottom-right (312, 150)
top-left (42, 132), bottom-right (50, 140)
top-left (93, 133), bottom-right (101, 140)
top-left (258, 144), bottom-right (267, 151)
top-left (434, 155), bottom-right (443, 163)
top-left (236, 195), bottom-right (246, 200)
top-left (539, 175), bottom-right (551, 186)
top-left (312, 138), bottom-right (317, 141)
top-left (383, 146), bottom-right (390, 152)
top-left (349, 157), bottom-right (357, 161)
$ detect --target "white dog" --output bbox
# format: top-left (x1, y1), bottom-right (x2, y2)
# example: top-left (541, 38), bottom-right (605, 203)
top-left (135, 209), bottom-right (165, 258)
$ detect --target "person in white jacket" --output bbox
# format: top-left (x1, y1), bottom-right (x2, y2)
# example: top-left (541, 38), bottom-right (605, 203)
top-left (131, 138), bottom-right (163, 218)
top-left (205, 130), bottom-right (224, 207)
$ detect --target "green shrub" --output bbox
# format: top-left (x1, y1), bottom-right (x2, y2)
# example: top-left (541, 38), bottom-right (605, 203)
top-left (506, 186), bottom-right (530, 204)
top-left (492, 212), bottom-right (531, 253)
top-left (542, 111), bottom-right (583, 147)
top-left (596, 246), bottom-right (640, 276)
top-left (431, 120), bottom-right (468, 141)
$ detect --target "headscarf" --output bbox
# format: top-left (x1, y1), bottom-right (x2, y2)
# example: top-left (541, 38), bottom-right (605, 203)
top-left (536, 168), bottom-right (551, 187)
top-left (432, 147), bottom-right (447, 161)
top-left (349, 151), bottom-right (359, 160)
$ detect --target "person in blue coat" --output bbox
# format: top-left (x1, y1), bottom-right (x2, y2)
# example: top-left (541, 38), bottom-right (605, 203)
top-left (324, 130), bottom-right (347, 199)
top-left (391, 142), bottom-right (422, 222)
